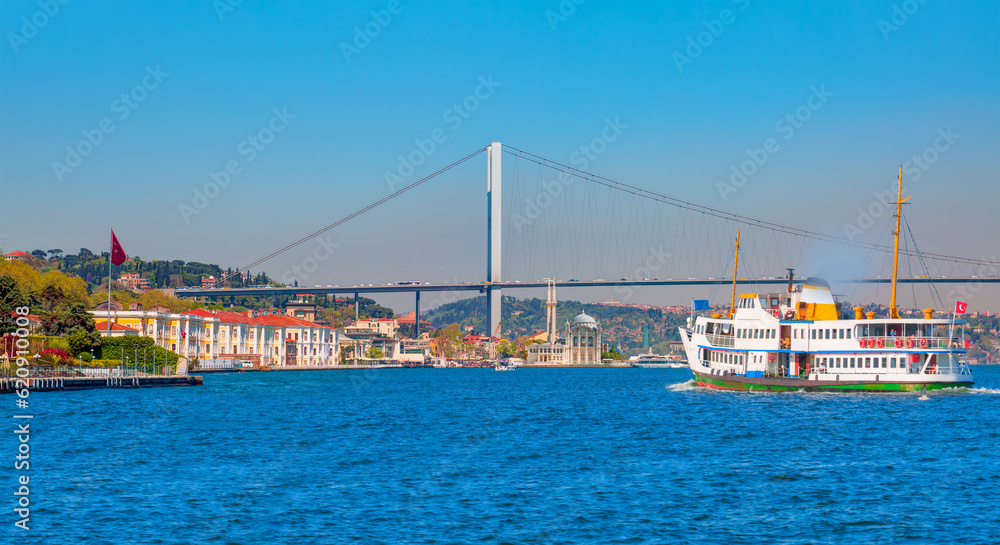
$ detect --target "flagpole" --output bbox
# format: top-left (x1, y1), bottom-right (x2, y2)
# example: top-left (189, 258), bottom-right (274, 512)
top-left (949, 301), bottom-right (956, 348)
top-left (108, 229), bottom-right (113, 336)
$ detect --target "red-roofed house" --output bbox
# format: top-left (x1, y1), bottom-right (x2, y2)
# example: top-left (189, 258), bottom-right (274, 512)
top-left (94, 321), bottom-right (141, 337)
top-left (3, 251), bottom-right (31, 263)
top-left (90, 304), bottom-right (340, 367)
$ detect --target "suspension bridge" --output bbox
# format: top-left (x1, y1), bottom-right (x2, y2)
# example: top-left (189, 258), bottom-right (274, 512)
top-left (176, 142), bottom-right (1000, 336)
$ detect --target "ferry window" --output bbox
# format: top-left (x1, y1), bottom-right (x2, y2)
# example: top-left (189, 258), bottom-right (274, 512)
top-left (846, 330), bottom-right (851, 339)
top-left (825, 329), bottom-right (831, 339)
top-left (753, 330), bottom-right (758, 339)
top-left (811, 330), bottom-right (816, 339)
top-left (865, 357), bottom-right (871, 368)
top-left (850, 357), bottom-right (855, 368)
top-left (890, 358), bottom-right (896, 368)
top-left (839, 329), bottom-right (845, 339)
top-left (882, 358), bottom-right (887, 368)
top-left (836, 357), bottom-right (841, 368)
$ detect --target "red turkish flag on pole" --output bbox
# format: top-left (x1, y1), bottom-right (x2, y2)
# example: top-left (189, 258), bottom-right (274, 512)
top-left (110, 231), bottom-right (127, 266)
top-left (954, 301), bottom-right (968, 314)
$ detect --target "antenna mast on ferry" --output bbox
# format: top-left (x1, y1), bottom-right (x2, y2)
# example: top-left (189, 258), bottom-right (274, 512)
top-left (889, 167), bottom-right (911, 319)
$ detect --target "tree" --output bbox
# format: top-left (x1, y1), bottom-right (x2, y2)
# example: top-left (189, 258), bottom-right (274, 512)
top-left (67, 329), bottom-right (101, 357)
top-left (496, 339), bottom-right (517, 357)
top-left (0, 275), bottom-right (28, 335)
top-left (42, 303), bottom-right (99, 337)
top-left (366, 346), bottom-right (384, 359)
top-left (31, 249), bottom-right (46, 259)
top-left (340, 345), bottom-right (354, 363)
top-left (47, 249), bottom-right (63, 258)
top-left (79, 248), bottom-right (94, 259)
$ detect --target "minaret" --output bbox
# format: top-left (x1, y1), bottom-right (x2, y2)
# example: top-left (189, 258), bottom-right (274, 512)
top-left (545, 278), bottom-right (557, 343)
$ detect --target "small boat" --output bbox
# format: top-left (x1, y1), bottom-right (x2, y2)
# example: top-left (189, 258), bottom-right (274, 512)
top-left (494, 362), bottom-right (516, 371)
top-left (628, 353), bottom-right (688, 368)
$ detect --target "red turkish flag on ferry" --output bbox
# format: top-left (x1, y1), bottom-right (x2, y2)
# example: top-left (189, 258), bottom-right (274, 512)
top-left (954, 301), bottom-right (968, 314)
top-left (110, 231), bottom-right (127, 266)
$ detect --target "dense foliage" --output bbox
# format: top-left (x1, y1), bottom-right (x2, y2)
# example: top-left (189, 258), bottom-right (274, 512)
top-left (423, 295), bottom-right (689, 354)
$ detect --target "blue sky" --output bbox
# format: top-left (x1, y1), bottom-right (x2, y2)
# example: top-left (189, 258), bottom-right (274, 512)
top-left (1, 0), bottom-right (997, 310)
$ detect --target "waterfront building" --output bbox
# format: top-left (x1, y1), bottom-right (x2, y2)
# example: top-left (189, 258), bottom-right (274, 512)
top-left (345, 318), bottom-right (398, 338)
top-left (94, 321), bottom-right (141, 337)
top-left (89, 306), bottom-right (339, 367)
top-left (526, 313), bottom-right (603, 365)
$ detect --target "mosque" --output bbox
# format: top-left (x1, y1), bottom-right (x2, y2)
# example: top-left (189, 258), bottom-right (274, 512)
top-left (525, 279), bottom-right (603, 365)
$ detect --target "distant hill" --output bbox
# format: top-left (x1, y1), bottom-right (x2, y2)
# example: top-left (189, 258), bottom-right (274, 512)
top-left (423, 295), bottom-right (689, 355)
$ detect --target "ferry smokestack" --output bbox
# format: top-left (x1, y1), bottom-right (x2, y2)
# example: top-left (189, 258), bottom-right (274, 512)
top-left (923, 308), bottom-right (934, 319)
top-left (853, 306), bottom-right (864, 320)
top-left (786, 268), bottom-right (795, 293)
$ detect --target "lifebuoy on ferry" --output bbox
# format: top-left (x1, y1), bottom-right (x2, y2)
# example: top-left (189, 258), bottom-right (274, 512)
top-left (876, 338), bottom-right (885, 349)
top-left (768, 353), bottom-right (776, 362)
top-left (894, 338), bottom-right (903, 348)
top-left (919, 338), bottom-right (929, 349)
top-left (859, 338), bottom-right (867, 348)
top-left (905, 338), bottom-right (914, 349)
top-left (784, 311), bottom-right (795, 320)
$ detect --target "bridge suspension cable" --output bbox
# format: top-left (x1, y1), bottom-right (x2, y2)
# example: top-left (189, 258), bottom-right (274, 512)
top-left (502, 144), bottom-right (998, 269)
top-left (213, 146), bottom-right (488, 287)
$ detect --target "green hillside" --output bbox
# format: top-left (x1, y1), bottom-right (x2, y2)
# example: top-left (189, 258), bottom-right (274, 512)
top-left (423, 295), bottom-right (688, 355)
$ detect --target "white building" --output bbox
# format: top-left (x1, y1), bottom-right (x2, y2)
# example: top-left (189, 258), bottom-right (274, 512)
top-left (527, 313), bottom-right (603, 365)
top-left (89, 307), bottom-right (339, 367)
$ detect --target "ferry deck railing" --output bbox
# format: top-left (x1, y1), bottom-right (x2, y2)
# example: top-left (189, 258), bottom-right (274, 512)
top-left (705, 334), bottom-right (734, 348)
top-left (857, 335), bottom-right (964, 349)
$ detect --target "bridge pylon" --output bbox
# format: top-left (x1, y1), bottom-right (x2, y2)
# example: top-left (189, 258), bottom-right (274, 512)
top-left (486, 141), bottom-right (502, 338)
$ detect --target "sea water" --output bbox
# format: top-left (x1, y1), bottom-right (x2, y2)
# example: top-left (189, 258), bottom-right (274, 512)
top-left (6, 366), bottom-right (1000, 544)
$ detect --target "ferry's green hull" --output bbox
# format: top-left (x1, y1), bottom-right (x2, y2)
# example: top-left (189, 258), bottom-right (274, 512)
top-left (693, 371), bottom-right (972, 392)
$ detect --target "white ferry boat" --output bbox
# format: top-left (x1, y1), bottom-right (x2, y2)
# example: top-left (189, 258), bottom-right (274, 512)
top-left (628, 353), bottom-right (688, 368)
top-left (679, 171), bottom-right (973, 392)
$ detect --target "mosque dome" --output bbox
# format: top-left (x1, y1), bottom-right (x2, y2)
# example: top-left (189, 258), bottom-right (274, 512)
top-left (571, 313), bottom-right (598, 329)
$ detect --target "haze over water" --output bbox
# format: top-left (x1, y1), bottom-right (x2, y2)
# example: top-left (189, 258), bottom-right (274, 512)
top-left (12, 367), bottom-right (1000, 544)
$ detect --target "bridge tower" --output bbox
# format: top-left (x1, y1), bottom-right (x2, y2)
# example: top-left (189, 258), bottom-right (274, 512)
top-left (486, 141), bottom-right (502, 337)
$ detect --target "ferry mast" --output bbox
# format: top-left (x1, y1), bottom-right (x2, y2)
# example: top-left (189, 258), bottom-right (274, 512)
top-left (889, 167), bottom-right (911, 319)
